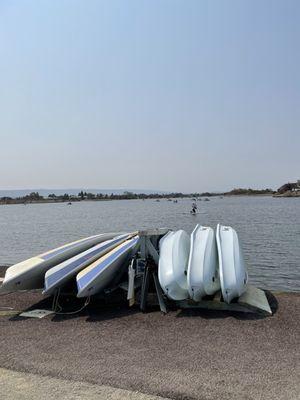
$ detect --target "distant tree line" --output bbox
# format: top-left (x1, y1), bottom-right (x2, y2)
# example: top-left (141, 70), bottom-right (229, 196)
top-left (224, 188), bottom-right (274, 195)
top-left (0, 187), bottom-right (278, 204)
top-left (0, 190), bottom-right (218, 204)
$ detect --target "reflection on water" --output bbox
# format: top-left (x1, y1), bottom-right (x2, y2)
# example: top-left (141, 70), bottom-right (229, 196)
top-left (0, 196), bottom-right (299, 292)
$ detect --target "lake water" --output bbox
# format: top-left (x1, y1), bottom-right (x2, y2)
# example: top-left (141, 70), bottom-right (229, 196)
top-left (0, 196), bottom-right (299, 292)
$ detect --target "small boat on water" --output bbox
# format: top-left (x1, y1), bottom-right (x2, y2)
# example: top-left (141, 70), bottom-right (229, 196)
top-left (158, 230), bottom-right (190, 300)
top-left (0, 232), bottom-right (124, 292)
top-left (77, 235), bottom-right (140, 297)
top-left (216, 224), bottom-right (248, 303)
top-left (187, 225), bottom-right (220, 301)
top-left (43, 233), bottom-right (134, 295)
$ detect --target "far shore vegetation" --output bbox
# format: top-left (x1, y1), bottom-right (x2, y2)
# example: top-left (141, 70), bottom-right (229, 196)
top-left (0, 181), bottom-right (298, 204)
top-left (224, 188), bottom-right (273, 196)
top-left (1, 190), bottom-right (215, 204)
top-left (0, 188), bottom-right (276, 205)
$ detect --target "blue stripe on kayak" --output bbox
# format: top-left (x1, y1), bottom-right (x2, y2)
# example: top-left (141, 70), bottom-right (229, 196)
top-left (77, 237), bottom-right (139, 292)
top-left (45, 235), bottom-right (128, 289)
top-left (41, 236), bottom-right (102, 261)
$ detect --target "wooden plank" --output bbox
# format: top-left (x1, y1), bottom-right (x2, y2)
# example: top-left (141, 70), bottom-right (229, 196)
top-left (140, 265), bottom-right (151, 312)
top-left (177, 286), bottom-right (272, 315)
top-left (238, 285), bottom-right (272, 315)
top-left (19, 309), bottom-right (55, 319)
top-left (152, 271), bottom-right (167, 314)
top-left (140, 236), bottom-right (147, 259)
top-left (138, 229), bottom-right (168, 261)
top-left (0, 310), bottom-right (20, 317)
top-left (177, 299), bottom-right (256, 313)
top-left (146, 237), bottom-right (159, 264)
top-left (138, 228), bottom-right (169, 237)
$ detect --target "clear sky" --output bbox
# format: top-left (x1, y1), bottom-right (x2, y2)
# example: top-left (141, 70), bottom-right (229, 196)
top-left (0, 0), bottom-right (299, 192)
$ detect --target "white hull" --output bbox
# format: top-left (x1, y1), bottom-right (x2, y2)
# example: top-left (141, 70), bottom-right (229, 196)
top-left (43, 233), bottom-right (133, 295)
top-left (0, 232), bottom-right (124, 292)
top-left (187, 225), bottom-right (220, 301)
top-left (158, 230), bottom-right (190, 300)
top-left (77, 236), bottom-right (140, 298)
top-left (216, 224), bottom-right (248, 303)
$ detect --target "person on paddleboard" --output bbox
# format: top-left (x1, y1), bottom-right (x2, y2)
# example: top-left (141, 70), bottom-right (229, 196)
top-left (191, 202), bottom-right (197, 214)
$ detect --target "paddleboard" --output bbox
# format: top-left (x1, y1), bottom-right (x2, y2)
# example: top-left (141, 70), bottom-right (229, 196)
top-left (182, 212), bottom-right (204, 215)
top-left (76, 235), bottom-right (140, 297)
top-left (43, 233), bottom-right (134, 295)
top-left (0, 232), bottom-right (124, 292)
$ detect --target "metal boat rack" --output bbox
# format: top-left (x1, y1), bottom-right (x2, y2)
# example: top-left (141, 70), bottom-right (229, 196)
top-left (129, 229), bottom-right (273, 316)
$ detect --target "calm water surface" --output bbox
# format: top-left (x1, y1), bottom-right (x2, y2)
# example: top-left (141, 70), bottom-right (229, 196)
top-left (0, 196), bottom-right (299, 292)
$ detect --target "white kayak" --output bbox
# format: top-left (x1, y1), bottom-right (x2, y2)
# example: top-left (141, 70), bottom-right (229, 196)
top-left (0, 232), bottom-right (124, 292)
top-left (216, 224), bottom-right (248, 303)
top-left (43, 233), bottom-right (134, 295)
top-left (158, 230), bottom-right (190, 301)
top-left (187, 225), bottom-right (220, 301)
top-left (77, 235), bottom-right (140, 298)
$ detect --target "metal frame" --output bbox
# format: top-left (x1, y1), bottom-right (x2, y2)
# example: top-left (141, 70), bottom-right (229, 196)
top-left (137, 229), bottom-right (169, 313)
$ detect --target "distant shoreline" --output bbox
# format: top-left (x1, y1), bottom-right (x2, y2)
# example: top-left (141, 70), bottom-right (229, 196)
top-left (0, 193), bottom-right (278, 205)
top-left (273, 191), bottom-right (300, 198)
top-left (1, 186), bottom-right (299, 205)
top-left (0, 198), bottom-right (113, 205)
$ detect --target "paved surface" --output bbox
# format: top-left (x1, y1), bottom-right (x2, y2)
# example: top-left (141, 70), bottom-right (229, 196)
top-left (0, 287), bottom-right (299, 400)
top-left (0, 367), bottom-right (167, 400)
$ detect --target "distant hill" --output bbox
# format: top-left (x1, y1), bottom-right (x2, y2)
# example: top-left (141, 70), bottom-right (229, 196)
top-left (224, 188), bottom-right (273, 196)
top-left (0, 188), bottom-right (168, 198)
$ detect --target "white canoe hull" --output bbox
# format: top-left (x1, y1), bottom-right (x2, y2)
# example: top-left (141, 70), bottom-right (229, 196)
top-left (77, 235), bottom-right (140, 298)
top-left (158, 230), bottom-right (190, 301)
top-left (187, 225), bottom-right (220, 301)
top-left (0, 232), bottom-right (124, 292)
top-left (43, 233), bottom-right (133, 295)
top-left (216, 224), bottom-right (248, 303)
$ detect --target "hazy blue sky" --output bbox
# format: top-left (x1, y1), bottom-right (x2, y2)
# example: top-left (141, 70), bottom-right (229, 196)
top-left (0, 0), bottom-right (299, 192)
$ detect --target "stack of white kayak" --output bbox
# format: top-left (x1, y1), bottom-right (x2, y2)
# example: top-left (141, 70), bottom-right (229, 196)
top-left (158, 224), bottom-right (248, 304)
top-left (0, 225), bottom-right (248, 305)
top-left (0, 232), bottom-right (139, 297)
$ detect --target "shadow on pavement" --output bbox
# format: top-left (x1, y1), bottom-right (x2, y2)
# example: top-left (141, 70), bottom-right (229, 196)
top-left (8, 289), bottom-right (278, 322)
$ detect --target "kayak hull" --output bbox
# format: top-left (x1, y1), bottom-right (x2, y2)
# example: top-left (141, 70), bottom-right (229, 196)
top-left (43, 233), bottom-right (132, 295)
top-left (0, 232), bottom-right (124, 292)
top-left (158, 230), bottom-right (190, 300)
top-left (216, 224), bottom-right (248, 303)
top-left (187, 225), bottom-right (220, 301)
top-left (77, 235), bottom-right (140, 298)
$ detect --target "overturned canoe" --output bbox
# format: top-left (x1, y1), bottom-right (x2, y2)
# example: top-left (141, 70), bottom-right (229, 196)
top-left (216, 224), bottom-right (248, 303)
top-left (43, 233), bottom-right (133, 295)
top-left (187, 225), bottom-right (220, 301)
top-left (158, 230), bottom-right (190, 301)
top-left (0, 232), bottom-right (124, 292)
top-left (77, 235), bottom-right (140, 298)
